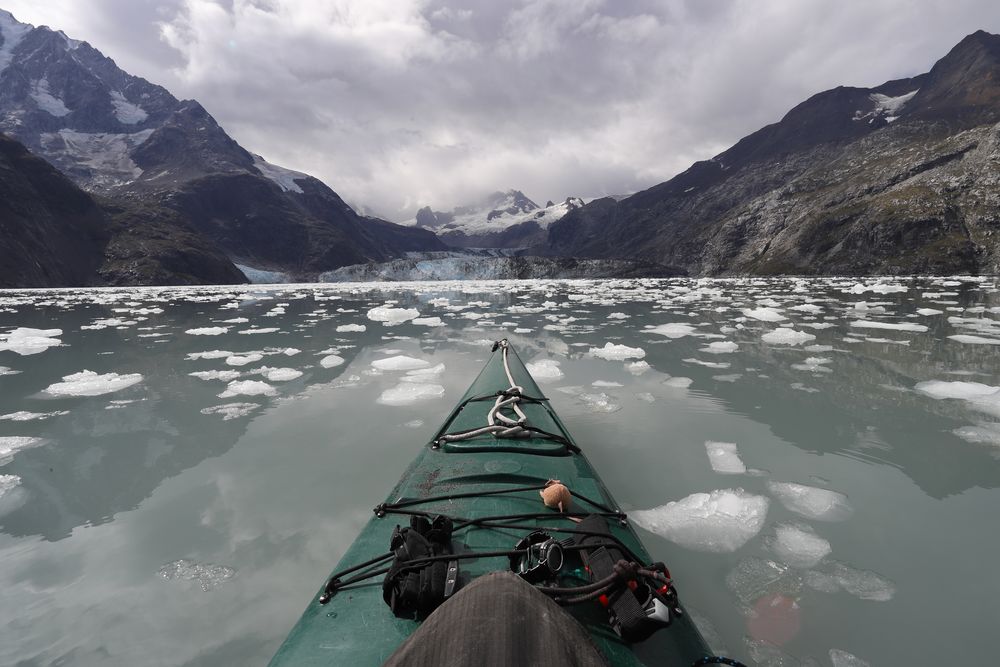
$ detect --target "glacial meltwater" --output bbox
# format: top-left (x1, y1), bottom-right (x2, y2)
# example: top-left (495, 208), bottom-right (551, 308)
top-left (1, 277), bottom-right (999, 666)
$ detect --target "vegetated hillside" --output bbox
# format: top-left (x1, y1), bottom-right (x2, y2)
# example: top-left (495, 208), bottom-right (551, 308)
top-left (0, 133), bottom-right (244, 287)
top-left (0, 10), bottom-right (443, 284)
top-left (544, 31), bottom-right (1000, 275)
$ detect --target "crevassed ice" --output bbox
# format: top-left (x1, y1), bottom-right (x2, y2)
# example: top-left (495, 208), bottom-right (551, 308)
top-left (44, 370), bottom-right (142, 397)
top-left (526, 359), bottom-right (564, 381)
top-left (377, 382), bottom-right (445, 406)
top-left (631, 489), bottom-right (770, 553)
top-left (767, 481), bottom-right (853, 521)
top-left (372, 355), bottom-right (430, 371)
top-left (705, 441), bottom-right (747, 474)
top-left (588, 343), bottom-right (645, 361)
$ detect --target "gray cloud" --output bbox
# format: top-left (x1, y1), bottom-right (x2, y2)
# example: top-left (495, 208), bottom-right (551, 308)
top-left (4, 0), bottom-right (1000, 219)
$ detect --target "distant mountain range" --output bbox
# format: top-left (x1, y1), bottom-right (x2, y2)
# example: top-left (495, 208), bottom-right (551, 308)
top-left (0, 9), bottom-right (442, 287)
top-left (541, 30), bottom-right (1000, 275)
top-left (2, 8), bottom-right (999, 285)
top-left (403, 190), bottom-right (585, 249)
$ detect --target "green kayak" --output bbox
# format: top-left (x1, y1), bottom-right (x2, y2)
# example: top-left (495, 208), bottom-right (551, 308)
top-left (269, 340), bottom-right (717, 666)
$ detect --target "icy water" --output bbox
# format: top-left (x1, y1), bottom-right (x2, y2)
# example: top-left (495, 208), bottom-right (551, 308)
top-left (1, 277), bottom-right (999, 667)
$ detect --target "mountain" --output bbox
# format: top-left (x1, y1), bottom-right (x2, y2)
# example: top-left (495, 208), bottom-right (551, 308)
top-left (0, 10), bottom-right (443, 284)
top-left (406, 189), bottom-right (584, 248)
top-left (0, 132), bottom-right (244, 287)
top-left (544, 31), bottom-right (1000, 275)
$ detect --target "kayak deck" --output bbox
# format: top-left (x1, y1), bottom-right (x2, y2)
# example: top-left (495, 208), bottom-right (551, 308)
top-left (268, 342), bottom-right (710, 666)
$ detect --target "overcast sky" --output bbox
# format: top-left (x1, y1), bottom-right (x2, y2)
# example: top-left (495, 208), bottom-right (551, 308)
top-left (4, 0), bottom-right (1000, 220)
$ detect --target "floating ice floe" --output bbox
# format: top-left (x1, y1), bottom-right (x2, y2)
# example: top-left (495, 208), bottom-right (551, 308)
top-left (607, 312), bottom-right (629, 320)
top-left (377, 382), bottom-right (446, 406)
top-left (829, 649), bottom-right (871, 667)
top-left (0, 366), bottom-right (21, 375)
top-left (700, 341), bottom-right (738, 354)
top-left (635, 392), bottom-right (655, 403)
top-left (0, 328), bottom-right (62, 355)
top-left (43, 370), bottom-right (142, 397)
top-left (0, 474), bottom-right (21, 500)
top-left (914, 380), bottom-right (998, 401)
top-left (526, 359), bottom-right (564, 381)
top-left (588, 342), bottom-right (645, 360)
top-left (646, 323), bottom-right (696, 338)
top-left (185, 327), bottom-right (229, 336)
top-left (320, 354), bottom-right (346, 368)
top-left (705, 441), bottom-right (747, 474)
top-left (806, 561), bottom-right (896, 601)
top-left (742, 307), bottom-right (786, 322)
top-left (187, 350), bottom-right (233, 360)
top-left (849, 320), bottom-right (927, 333)
top-left (257, 367), bottom-right (302, 382)
top-left (592, 380), bottom-right (623, 387)
top-left (579, 393), bottom-right (621, 413)
top-left (0, 436), bottom-right (47, 466)
top-left (663, 376), bottom-right (694, 388)
top-left (767, 481), bottom-right (853, 521)
top-left (766, 522), bottom-right (832, 568)
top-left (238, 327), bottom-right (279, 335)
top-left (632, 489), bottom-right (770, 552)
top-left (372, 355), bottom-right (431, 371)
top-left (791, 357), bottom-right (833, 373)
top-left (625, 360), bottom-right (650, 375)
top-left (367, 306), bottom-right (420, 325)
top-left (761, 329), bottom-right (816, 345)
top-left (916, 308), bottom-right (943, 316)
top-left (158, 559), bottom-right (237, 591)
top-left (682, 358), bottom-right (731, 369)
top-left (201, 403), bottom-right (260, 420)
top-left (225, 353), bottom-right (264, 367)
top-left (189, 370), bottom-right (241, 382)
top-left (948, 334), bottom-right (1000, 345)
top-left (0, 410), bottom-right (68, 421)
top-left (412, 317), bottom-right (445, 327)
top-left (218, 380), bottom-right (276, 398)
top-left (952, 423), bottom-right (1000, 447)
top-left (336, 324), bottom-right (367, 333)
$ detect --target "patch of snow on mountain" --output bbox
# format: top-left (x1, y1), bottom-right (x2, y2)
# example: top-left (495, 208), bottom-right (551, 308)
top-left (0, 11), bottom-right (32, 73)
top-left (30, 79), bottom-right (71, 116)
top-left (869, 89), bottom-right (918, 121)
top-left (234, 264), bottom-right (290, 284)
top-left (253, 154), bottom-right (306, 193)
top-left (109, 91), bottom-right (147, 124)
top-left (39, 129), bottom-right (154, 186)
top-left (406, 193), bottom-right (584, 235)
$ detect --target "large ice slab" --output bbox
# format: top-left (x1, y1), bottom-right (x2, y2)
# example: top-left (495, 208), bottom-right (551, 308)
top-left (632, 489), bottom-right (770, 552)
top-left (0, 328), bottom-right (62, 355)
top-left (765, 522), bottom-right (832, 568)
top-left (43, 370), bottom-right (142, 397)
top-left (767, 481), bottom-right (853, 521)
top-left (705, 441), bottom-right (747, 474)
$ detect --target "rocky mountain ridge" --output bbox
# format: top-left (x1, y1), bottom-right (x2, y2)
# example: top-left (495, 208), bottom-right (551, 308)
top-left (542, 30), bottom-right (1000, 275)
top-left (0, 10), bottom-right (443, 286)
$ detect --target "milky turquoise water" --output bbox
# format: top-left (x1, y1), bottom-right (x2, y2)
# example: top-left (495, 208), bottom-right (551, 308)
top-left (1, 277), bottom-right (999, 666)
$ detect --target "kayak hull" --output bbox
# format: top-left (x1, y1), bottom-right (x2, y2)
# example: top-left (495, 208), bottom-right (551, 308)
top-left (269, 342), bottom-right (710, 666)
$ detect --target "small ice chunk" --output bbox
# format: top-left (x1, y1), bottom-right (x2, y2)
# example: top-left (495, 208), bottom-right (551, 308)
top-left (336, 324), bottom-right (366, 333)
top-left (742, 307), bottom-right (786, 322)
top-left (663, 376), bottom-right (693, 388)
top-left (705, 441), bottom-right (747, 474)
top-left (635, 392), bottom-right (655, 403)
top-left (185, 327), bottom-right (229, 336)
top-left (158, 559), bottom-right (236, 591)
top-left (526, 359), bottom-right (564, 381)
top-left (44, 370), bottom-right (142, 397)
top-left (187, 350), bottom-right (232, 360)
top-left (218, 380), bottom-right (276, 398)
top-left (579, 393), bottom-right (621, 413)
top-left (632, 489), bottom-right (770, 552)
top-left (0, 474), bottom-right (21, 500)
top-left (767, 481), bottom-right (853, 521)
top-left (646, 323), bottom-right (696, 338)
top-left (592, 380), bottom-right (623, 387)
top-left (625, 360), bottom-right (650, 375)
top-left (682, 358), bottom-right (731, 368)
top-left (257, 367), bottom-right (302, 382)
top-left (377, 383), bottom-right (445, 406)
top-left (811, 561), bottom-right (895, 601)
top-left (404, 419), bottom-right (425, 428)
top-left (372, 355), bottom-right (431, 371)
top-left (201, 403), bottom-right (260, 420)
top-left (281, 348), bottom-right (301, 356)
top-left (849, 320), bottom-right (927, 333)
top-left (412, 317), bottom-right (445, 327)
top-left (589, 343), bottom-right (645, 360)
top-left (607, 312), bottom-right (629, 320)
top-left (829, 649), bottom-right (871, 667)
top-left (189, 370), bottom-right (241, 382)
top-left (761, 329), bottom-right (816, 345)
top-left (0, 436), bottom-right (47, 465)
top-left (916, 308), bottom-right (943, 316)
top-left (766, 522), bottom-right (832, 568)
top-left (367, 306), bottom-right (419, 325)
top-left (0, 366), bottom-right (21, 376)
top-left (226, 353), bottom-right (264, 367)
top-left (953, 423), bottom-right (1000, 446)
top-left (238, 327), bottom-right (279, 335)
top-left (0, 410), bottom-right (68, 421)
top-left (0, 328), bottom-right (62, 355)
top-left (914, 380), bottom-right (998, 401)
top-left (725, 557), bottom-right (802, 606)
top-left (701, 341), bottom-right (738, 354)
top-left (320, 354), bottom-right (345, 368)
